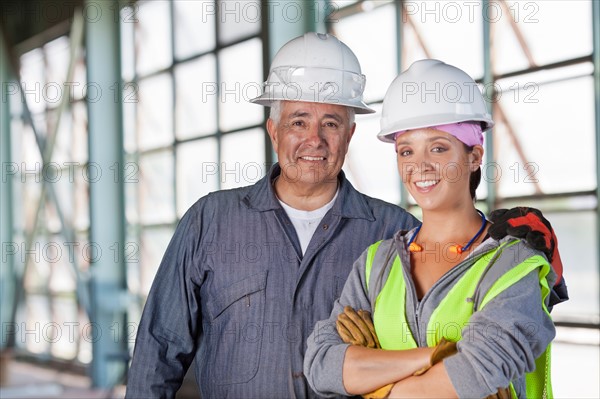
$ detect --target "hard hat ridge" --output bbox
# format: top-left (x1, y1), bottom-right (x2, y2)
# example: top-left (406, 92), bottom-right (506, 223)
top-left (250, 32), bottom-right (375, 114)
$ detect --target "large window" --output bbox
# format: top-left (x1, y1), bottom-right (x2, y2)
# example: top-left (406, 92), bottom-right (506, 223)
top-left (122, 1), bottom-right (266, 309)
top-left (10, 34), bottom-right (92, 363)
top-left (7, 0), bottom-right (267, 366)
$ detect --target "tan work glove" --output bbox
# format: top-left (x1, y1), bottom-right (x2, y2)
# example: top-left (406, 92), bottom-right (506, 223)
top-left (336, 306), bottom-right (393, 399)
top-left (336, 306), bottom-right (380, 348)
top-left (413, 337), bottom-right (458, 376)
top-left (485, 387), bottom-right (512, 399)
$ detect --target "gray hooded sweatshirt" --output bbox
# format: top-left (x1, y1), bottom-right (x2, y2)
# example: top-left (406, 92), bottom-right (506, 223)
top-left (304, 229), bottom-right (556, 398)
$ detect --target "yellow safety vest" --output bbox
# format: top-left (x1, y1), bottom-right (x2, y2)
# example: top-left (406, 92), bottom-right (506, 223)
top-left (364, 239), bottom-right (553, 399)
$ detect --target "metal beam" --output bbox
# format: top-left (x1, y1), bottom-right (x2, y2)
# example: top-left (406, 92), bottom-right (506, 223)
top-left (593, 0), bottom-right (600, 296)
top-left (396, 0), bottom-right (409, 209)
top-left (263, 0), bottom-right (327, 165)
top-left (0, 23), bottom-right (15, 351)
top-left (85, 0), bottom-right (127, 388)
top-left (482, 0), bottom-right (496, 212)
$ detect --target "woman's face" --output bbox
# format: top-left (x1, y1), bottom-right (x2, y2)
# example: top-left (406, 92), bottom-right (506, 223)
top-left (395, 128), bottom-right (483, 212)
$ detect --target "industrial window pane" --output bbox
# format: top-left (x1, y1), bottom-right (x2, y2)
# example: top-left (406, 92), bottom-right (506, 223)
top-left (44, 36), bottom-right (70, 100)
top-left (48, 168), bottom-right (73, 227)
top-left (220, 128), bottom-right (266, 190)
top-left (344, 103), bottom-right (401, 205)
top-left (493, 1), bottom-right (592, 75)
top-left (72, 101), bottom-right (88, 164)
top-left (402, 2), bottom-right (483, 79)
top-left (53, 108), bottom-right (72, 164)
top-left (334, 3), bottom-right (397, 102)
top-left (126, 229), bottom-right (141, 295)
top-left (174, 0), bottom-right (215, 59)
top-left (137, 73), bottom-right (174, 151)
top-left (337, 0), bottom-right (360, 6)
top-left (217, 0), bottom-right (260, 45)
top-left (140, 227), bottom-right (175, 295)
top-left (74, 168), bottom-right (89, 231)
top-left (546, 211), bottom-right (599, 324)
top-left (72, 56), bottom-right (87, 102)
top-left (20, 48), bottom-right (46, 114)
top-left (76, 311), bottom-right (92, 364)
top-left (21, 294), bottom-right (51, 354)
top-left (123, 96), bottom-right (136, 154)
top-left (495, 75), bottom-right (595, 197)
top-left (21, 129), bottom-right (42, 225)
top-left (121, 6), bottom-right (136, 82)
top-left (135, 0), bottom-right (172, 76)
top-left (50, 296), bottom-right (78, 360)
top-left (218, 38), bottom-right (263, 132)
top-left (125, 156), bottom-right (139, 225)
top-left (48, 247), bottom-right (76, 294)
top-left (30, 112), bottom-right (47, 144)
top-left (74, 232), bottom-right (90, 271)
top-left (44, 205), bottom-right (60, 241)
top-left (175, 55), bottom-right (217, 139)
top-left (139, 150), bottom-right (175, 225)
top-left (177, 138), bottom-right (219, 217)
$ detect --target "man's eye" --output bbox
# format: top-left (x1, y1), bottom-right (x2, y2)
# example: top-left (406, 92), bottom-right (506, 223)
top-left (291, 120), bottom-right (304, 127)
top-left (324, 122), bottom-right (338, 128)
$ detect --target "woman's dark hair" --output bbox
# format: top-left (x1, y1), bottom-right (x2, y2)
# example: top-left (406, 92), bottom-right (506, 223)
top-left (464, 144), bottom-right (481, 200)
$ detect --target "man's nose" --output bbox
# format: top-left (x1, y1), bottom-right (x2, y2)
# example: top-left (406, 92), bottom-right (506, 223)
top-left (304, 124), bottom-right (323, 145)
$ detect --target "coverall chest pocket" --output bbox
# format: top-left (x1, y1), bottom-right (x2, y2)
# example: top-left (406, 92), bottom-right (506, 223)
top-left (205, 271), bottom-right (267, 385)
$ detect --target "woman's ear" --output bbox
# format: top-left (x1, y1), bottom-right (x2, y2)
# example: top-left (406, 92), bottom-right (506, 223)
top-left (469, 145), bottom-right (484, 171)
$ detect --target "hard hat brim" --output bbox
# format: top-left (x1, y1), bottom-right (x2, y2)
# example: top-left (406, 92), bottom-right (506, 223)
top-left (249, 95), bottom-right (376, 114)
top-left (377, 114), bottom-right (495, 143)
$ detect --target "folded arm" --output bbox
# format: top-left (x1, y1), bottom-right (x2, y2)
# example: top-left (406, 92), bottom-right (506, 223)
top-left (343, 345), bottom-right (432, 395)
top-left (389, 362), bottom-right (457, 398)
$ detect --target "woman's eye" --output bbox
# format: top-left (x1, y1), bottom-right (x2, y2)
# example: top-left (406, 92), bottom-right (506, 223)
top-left (399, 150), bottom-right (412, 157)
top-left (432, 146), bottom-right (447, 153)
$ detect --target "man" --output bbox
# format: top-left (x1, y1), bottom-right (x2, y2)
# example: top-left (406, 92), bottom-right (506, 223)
top-left (126, 33), bottom-right (564, 398)
top-left (126, 32), bottom-right (418, 398)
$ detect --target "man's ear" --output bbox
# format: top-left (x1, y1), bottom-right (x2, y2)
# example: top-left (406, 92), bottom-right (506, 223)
top-left (266, 118), bottom-right (278, 152)
top-left (470, 145), bottom-right (484, 171)
top-left (348, 122), bottom-right (356, 144)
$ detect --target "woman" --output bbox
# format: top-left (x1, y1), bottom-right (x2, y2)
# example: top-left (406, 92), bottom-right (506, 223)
top-left (304, 60), bottom-right (555, 398)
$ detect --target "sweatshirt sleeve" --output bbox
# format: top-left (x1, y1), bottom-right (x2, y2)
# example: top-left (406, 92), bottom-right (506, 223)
top-left (304, 247), bottom-right (375, 397)
top-left (126, 205), bottom-right (206, 399)
top-left (444, 267), bottom-right (556, 398)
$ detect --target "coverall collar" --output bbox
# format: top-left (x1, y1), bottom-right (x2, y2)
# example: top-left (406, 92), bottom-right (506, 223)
top-left (243, 163), bottom-right (376, 221)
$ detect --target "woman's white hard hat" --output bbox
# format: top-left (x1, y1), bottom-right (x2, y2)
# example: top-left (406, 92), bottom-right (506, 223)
top-left (378, 59), bottom-right (494, 142)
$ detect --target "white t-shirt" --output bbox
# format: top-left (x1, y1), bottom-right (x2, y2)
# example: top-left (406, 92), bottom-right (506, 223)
top-left (278, 191), bottom-right (338, 255)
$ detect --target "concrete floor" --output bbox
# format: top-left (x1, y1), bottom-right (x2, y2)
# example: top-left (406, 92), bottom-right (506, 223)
top-left (0, 332), bottom-right (598, 399)
top-left (0, 359), bottom-right (126, 399)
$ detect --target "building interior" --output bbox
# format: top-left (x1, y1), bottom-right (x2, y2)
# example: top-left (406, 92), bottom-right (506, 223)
top-left (0, 0), bottom-right (599, 398)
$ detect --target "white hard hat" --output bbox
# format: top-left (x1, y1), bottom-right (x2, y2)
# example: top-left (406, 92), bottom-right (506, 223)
top-left (250, 32), bottom-right (375, 114)
top-left (377, 59), bottom-right (494, 142)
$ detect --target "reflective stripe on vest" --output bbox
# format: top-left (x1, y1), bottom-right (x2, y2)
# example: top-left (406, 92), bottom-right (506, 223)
top-left (363, 239), bottom-right (553, 398)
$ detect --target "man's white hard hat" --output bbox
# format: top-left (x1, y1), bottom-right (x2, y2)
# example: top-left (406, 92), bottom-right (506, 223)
top-left (250, 32), bottom-right (375, 114)
top-left (377, 59), bottom-right (494, 142)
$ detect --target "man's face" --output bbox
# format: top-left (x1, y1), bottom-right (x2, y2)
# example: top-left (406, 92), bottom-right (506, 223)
top-left (267, 101), bottom-right (356, 189)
